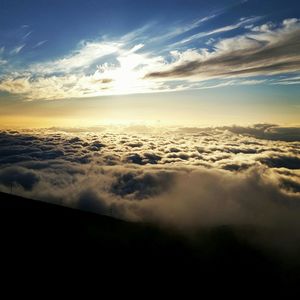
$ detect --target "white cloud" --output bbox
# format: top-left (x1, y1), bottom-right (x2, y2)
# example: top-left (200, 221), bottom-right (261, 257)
top-left (32, 40), bottom-right (121, 74)
top-left (252, 22), bottom-right (275, 32)
top-left (33, 40), bottom-right (48, 49)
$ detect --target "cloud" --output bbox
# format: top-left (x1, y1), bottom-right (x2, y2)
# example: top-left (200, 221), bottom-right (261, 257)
top-left (23, 31), bottom-right (33, 39)
top-left (10, 44), bottom-right (25, 55)
top-left (124, 152), bottom-right (162, 165)
top-left (145, 19), bottom-right (300, 80)
top-left (273, 80), bottom-right (300, 85)
top-left (280, 178), bottom-right (300, 193)
top-left (110, 170), bottom-right (174, 199)
top-left (174, 16), bottom-right (260, 45)
top-left (0, 77), bottom-right (32, 95)
top-left (33, 41), bottom-right (121, 74)
top-left (258, 155), bottom-right (300, 169)
top-left (77, 189), bottom-right (108, 214)
top-left (0, 166), bottom-right (40, 190)
top-left (33, 40), bottom-right (48, 49)
top-left (0, 47), bottom-right (6, 65)
top-left (221, 162), bottom-right (253, 171)
top-left (222, 124), bottom-right (300, 141)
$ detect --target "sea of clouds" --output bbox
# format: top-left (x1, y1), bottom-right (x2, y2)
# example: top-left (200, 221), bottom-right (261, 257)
top-left (0, 124), bottom-right (300, 251)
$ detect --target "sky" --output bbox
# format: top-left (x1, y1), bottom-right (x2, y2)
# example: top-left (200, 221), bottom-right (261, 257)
top-left (0, 0), bottom-right (300, 127)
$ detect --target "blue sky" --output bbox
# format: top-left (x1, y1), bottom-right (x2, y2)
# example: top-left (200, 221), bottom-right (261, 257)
top-left (0, 0), bottom-right (299, 127)
top-left (1, 0), bottom-right (299, 63)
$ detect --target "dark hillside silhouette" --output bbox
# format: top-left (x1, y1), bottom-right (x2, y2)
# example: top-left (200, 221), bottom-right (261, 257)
top-left (0, 192), bottom-right (299, 296)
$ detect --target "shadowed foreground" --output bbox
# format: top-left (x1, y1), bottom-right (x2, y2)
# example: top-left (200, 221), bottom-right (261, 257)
top-left (0, 192), bottom-right (299, 296)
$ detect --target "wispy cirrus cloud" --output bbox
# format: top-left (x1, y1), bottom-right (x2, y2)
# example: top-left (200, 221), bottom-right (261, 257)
top-left (0, 47), bottom-right (6, 65)
top-left (145, 14), bottom-right (218, 45)
top-left (271, 74), bottom-right (300, 85)
top-left (22, 31), bottom-right (33, 40)
top-left (10, 44), bottom-right (26, 55)
top-left (172, 16), bottom-right (261, 46)
top-left (32, 40), bottom-right (48, 49)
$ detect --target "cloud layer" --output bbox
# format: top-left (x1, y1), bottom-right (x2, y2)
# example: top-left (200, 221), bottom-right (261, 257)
top-left (0, 125), bottom-right (299, 252)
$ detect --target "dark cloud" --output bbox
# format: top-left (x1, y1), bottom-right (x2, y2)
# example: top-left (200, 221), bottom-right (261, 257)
top-left (77, 189), bottom-right (107, 214)
top-left (169, 147), bottom-right (181, 153)
top-left (223, 124), bottom-right (300, 142)
top-left (221, 163), bottom-right (253, 172)
top-left (263, 126), bottom-right (300, 142)
top-left (88, 141), bottom-right (105, 151)
top-left (0, 166), bottom-right (40, 190)
top-left (126, 142), bottom-right (143, 148)
top-left (125, 153), bottom-right (144, 165)
top-left (225, 147), bottom-right (263, 154)
top-left (167, 153), bottom-right (190, 160)
top-left (143, 152), bottom-right (162, 164)
top-left (259, 156), bottom-right (300, 169)
top-left (68, 137), bottom-right (83, 144)
top-left (110, 171), bottom-right (174, 200)
top-left (124, 152), bottom-right (161, 165)
top-left (177, 124), bottom-right (300, 143)
top-left (280, 178), bottom-right (300, 193)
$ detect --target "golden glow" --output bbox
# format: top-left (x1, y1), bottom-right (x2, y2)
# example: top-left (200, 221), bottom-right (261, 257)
top-left (1, 87), bottom-right (299, 129)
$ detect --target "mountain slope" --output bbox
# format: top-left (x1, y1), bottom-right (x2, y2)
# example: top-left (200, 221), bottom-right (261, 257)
top-left (0, 191), bottom-right (298, 296)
